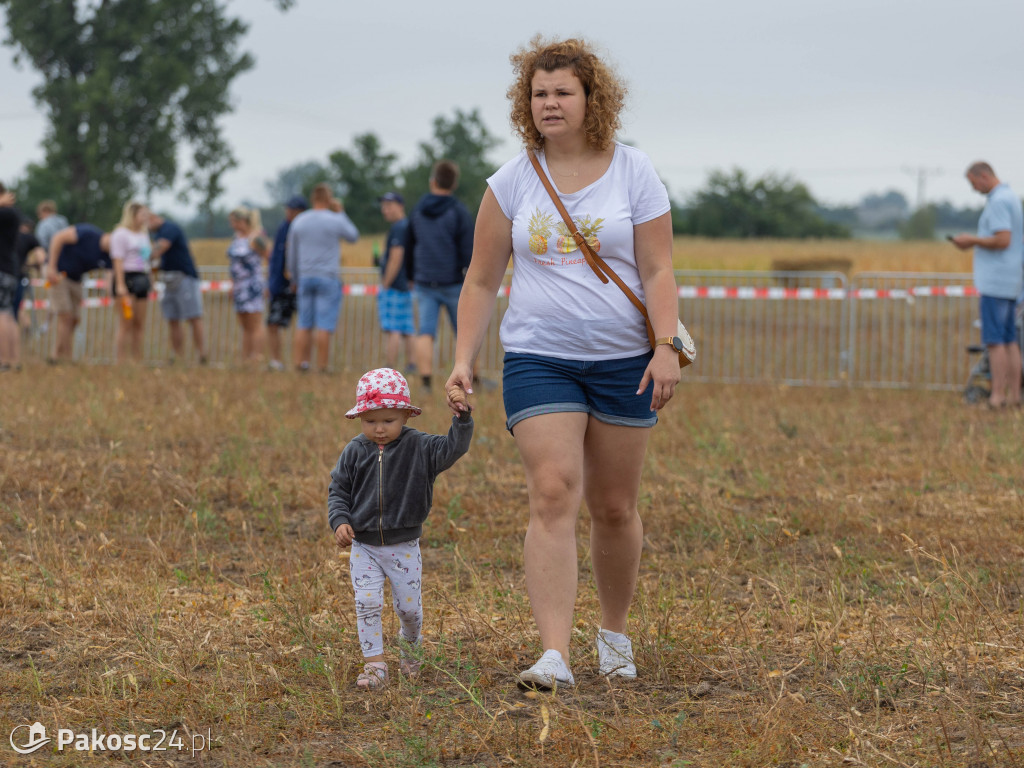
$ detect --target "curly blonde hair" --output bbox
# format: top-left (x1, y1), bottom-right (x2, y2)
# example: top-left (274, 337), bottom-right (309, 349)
top-left (507, 36), bottom-right (626, 152)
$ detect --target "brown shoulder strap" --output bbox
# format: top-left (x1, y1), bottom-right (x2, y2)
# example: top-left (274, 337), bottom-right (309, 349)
top-left (527, 149), bottom-right (656, 347)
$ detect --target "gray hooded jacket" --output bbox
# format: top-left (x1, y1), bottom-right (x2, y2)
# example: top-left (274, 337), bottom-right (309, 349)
top-left (327, 412), bottom-right (473, 545)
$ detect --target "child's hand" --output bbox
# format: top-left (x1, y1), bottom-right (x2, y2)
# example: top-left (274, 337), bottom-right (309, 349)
top-left (334, 524), bottom-right (354, 547)
top-left (446, 383), bottom-right (472, 414)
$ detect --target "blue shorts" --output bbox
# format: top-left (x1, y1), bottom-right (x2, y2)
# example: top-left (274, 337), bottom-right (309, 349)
top-left (980, 295), bottom-right (1018, 345)
top-left (378, 287), bottom-right (415, 335)
top-left (414, 283), bottom-right (461, 338)
top-left (502, 351), bottom-right (658, 433)
top-left (297, 275), bottom-right (342, 331)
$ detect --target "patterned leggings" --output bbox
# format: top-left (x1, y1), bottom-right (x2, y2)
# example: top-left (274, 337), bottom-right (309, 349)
top-left (349, 539), bottom-right (423, 658)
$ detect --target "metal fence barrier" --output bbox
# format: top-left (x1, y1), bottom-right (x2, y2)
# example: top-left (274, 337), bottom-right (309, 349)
top-left (846, 272), bottom-right (978, 390)
top-left (677, 270), bottom-right (849, 387)
top-left (18, 267), bottom-right (981, 391)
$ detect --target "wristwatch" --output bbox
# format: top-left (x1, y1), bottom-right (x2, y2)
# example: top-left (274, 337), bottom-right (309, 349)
top-left (654, 336), bottom-right (685, 353)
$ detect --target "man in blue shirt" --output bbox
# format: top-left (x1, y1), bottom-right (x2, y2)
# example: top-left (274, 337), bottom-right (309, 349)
top-left (149, 212), bottom-right (207, 365)
top-left (266, 195), bottom-right (307, 371)
top-left (951, 161), bottom-right (1024, 408)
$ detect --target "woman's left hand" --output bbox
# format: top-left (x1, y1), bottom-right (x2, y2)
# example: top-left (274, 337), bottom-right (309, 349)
top-left (637, 346), bottom-right (681, 411)
top-left (444, 363), bottom-right (475, 416)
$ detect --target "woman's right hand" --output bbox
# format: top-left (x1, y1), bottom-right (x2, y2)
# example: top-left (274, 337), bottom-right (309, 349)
top-left (45, 266), bottom-right (62, 285)
top-left (444, 363), bottom-right (474, 415)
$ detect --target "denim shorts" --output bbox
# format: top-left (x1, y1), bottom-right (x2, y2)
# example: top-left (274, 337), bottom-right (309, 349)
top-left (502, 351), bottom-right (658, 433)
top-left (414, 283), bottom-right (461, 337)
top-left (297, 275), bottom-right (342, 331)
top-left (980, 295), bottom-right (1018, 345)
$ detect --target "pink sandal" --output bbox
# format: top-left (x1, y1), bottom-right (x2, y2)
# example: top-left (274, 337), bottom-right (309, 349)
top-left (356, 661), bottom-right (388, 690)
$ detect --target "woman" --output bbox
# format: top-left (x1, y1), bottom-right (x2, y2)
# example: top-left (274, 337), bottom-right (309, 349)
top-left (445, 37), bottom-right (681, 689)
top-left (227, 206), bottom-right (269, 365)
top-left (110, 201), bottom-right (153, 362)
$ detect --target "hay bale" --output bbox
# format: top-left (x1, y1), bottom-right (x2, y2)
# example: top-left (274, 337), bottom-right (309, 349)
top-left (770, 256), bottom-right (852, 288)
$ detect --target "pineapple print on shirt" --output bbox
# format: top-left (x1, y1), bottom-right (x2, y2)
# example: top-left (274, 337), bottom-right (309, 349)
top-left (577, 215), bottom-right (604, 253)
top-left (528, 209), bottom-right (605, 259)
top-left (527, 208), bottom-right (555, 255)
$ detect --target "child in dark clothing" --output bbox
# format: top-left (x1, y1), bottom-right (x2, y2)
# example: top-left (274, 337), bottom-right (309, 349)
top-left (328, 368), bottom-right (473, 690)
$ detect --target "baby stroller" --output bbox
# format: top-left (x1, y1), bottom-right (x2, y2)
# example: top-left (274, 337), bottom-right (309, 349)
top-left (963, 300), bottom-right (1024, 403)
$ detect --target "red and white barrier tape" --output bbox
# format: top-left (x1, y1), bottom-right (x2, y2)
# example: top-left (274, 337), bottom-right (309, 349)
top-left (20, 280), bottom-right (979, 310)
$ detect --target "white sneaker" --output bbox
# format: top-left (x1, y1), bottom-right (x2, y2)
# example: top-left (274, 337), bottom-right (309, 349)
top-left (267, 359), bottom-right (285, 372)
top-left (596, 629), bottom-right (637, 679)
top-left (517, 649), bottom-right (575, 690)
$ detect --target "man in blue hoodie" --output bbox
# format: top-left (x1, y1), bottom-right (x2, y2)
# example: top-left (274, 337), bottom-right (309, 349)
top-left (405, 160), bottom-right (474, 393)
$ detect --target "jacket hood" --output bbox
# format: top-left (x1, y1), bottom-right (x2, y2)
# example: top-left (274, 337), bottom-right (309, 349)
top-left (419, 194), bottom-right (459, 218)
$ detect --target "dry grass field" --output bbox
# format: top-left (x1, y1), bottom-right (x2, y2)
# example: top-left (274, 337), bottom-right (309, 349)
top-left (2, 364), bottom-right (1023, 767)
top-left (190, 236), bottom-right (973, 275)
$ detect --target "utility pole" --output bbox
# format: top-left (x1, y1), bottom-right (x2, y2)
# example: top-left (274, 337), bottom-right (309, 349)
top-left (902, 166), bottom-right (944, 210)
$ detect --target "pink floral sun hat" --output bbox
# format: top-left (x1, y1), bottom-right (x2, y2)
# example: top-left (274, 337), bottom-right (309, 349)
top-left (345, 368), bottom-right (423, 418)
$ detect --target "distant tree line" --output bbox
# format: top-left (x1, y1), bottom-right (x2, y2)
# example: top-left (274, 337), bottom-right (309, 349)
top-left (181, 109), bottom-right (499, 239)
top-left (813, 190), bottom-right (984, 240)
top-left (671, 169), bottom-right (851, 239)
top-left (670, 172), bottom-right (987, 241)
top-left (175, 156), bottom-right (994, 242)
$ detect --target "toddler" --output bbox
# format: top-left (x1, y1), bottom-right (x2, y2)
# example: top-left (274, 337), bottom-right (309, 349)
top-left (328, 368), bottom-right (473, 690)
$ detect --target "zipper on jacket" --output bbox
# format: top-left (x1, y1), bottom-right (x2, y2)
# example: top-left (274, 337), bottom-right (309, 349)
top-left (377, 445), bottom-right (385, 546)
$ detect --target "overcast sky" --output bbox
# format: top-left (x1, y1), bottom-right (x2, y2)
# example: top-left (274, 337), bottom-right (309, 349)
top-left (2, 0), bottom-right (1023, 218)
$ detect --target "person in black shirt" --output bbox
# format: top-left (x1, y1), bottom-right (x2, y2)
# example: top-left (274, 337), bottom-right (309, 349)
top-left (15, 218), bottom-right (44, 327)
top-left (0, 184), bottom-right (22, 369)
top-left (45, 223), bottom-right (112, 362)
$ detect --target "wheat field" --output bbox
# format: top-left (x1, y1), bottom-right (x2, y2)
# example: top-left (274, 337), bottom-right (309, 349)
top-left (190, 236), bottom-right (973, 275)
top-left (2, 363), bottom-right (1022, 767)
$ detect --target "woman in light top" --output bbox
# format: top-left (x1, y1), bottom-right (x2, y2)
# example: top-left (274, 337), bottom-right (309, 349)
top-left (226, 206), bottom-right (269, 365)
top-left (445, 37), bottom-right (681, 690)
top-left (110, 200), bottom-right (153, 362)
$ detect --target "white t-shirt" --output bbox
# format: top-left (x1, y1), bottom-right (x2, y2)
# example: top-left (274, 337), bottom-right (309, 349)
top-left (487, 142), bottom-right (671, 360)
top-left (110, 227), bottom-right (152, 273)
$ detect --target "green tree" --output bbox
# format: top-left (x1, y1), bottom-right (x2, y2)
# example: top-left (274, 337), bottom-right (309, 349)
top-left (680, 168), bottom-right (849, 239)
top-left (899, 205), bottom-right (937, 240)
top-left (1, 0), bottom-right (292, 226)
top-left (264, 160), bottom-right (330, 207)
top-left (327, 133), bottom-right (401, 234)
top-left (402, 108), bottom-right (501, 215)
